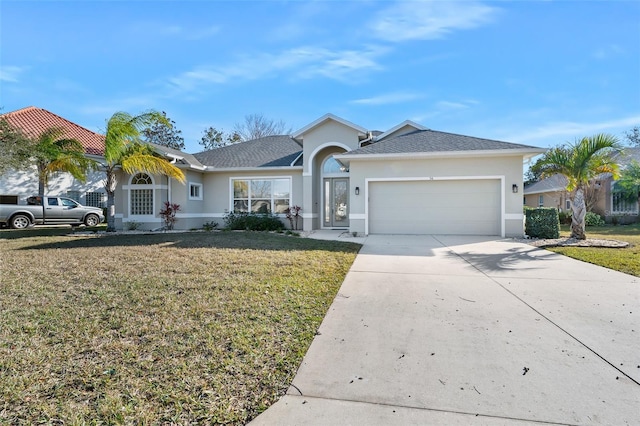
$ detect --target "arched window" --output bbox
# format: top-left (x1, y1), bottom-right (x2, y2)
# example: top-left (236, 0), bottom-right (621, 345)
top-left (132, 173), bottom-right (152, 185)
top-left (130, 173), bottom-right (153, 215)
top-left (322, 156), bottom-right (348, 175)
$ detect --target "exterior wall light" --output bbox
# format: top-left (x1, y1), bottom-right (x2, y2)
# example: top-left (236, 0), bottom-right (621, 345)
top-left (512, 184), bottom-right (518, 193)
top-left (355, 187), bottom-right (360, 195)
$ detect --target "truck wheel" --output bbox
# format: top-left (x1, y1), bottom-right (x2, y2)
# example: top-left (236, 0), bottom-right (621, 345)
top-left (10, 214), bottom-right (31, 229)
top-left (84, 214), bottom-right (100, 227)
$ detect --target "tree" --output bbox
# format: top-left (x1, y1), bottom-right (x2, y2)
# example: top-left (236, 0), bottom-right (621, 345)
top-left (537, 134), bottom-right (622, 239)
top-left (199, 127), bottom-right (242, 150)
top-left (612, 160), bottom-right (640, 203)
top-left (0, 116), bottom-right (32, 175)
top-left (103, 111), bottom-right (186, 232)
top-left (524, 157), bottom-right (545, 185)
top-left (624, 126), bottom-right (640, 147)
top-left (141, 111), bottom-right (185, 150)
top-left (31, 127), bottom-right (95, 195)
top-left (232, 113), bottom-right (291, 141)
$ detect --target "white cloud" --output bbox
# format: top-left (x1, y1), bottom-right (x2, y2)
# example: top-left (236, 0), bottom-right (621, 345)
top-left (166, 45), bottom-right (387, 93)
top-left (79, 95), bottom-right (160, 117)
top-left (0, 65), bottom-right (28, 83)
top-left (436, 100), bottom-right (469, 110)
top-left (410, 98), bottom-right (479, 121)
top-left (371, 1), bottom-right (498, 42)
top-left (351, 91), bottom-right (423, 105)
top-left (504, 115), bottom-right (640, 145)
top-left (132, 22), bottom-right (220, 41)
top-left (592, 44), bottom-right (625, 60)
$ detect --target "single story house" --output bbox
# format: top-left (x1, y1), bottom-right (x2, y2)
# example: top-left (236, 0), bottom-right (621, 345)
top-left (524, 148), bottom-right (640, 223)
top-left (112, 114), bottom-right (544, 237)
top-left (0, 106), bottom-right (107, 207)
top-left (2, 108), bottom-right (545, 236)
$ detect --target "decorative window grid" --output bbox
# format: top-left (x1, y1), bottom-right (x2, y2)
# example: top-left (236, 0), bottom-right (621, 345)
top-left (86, 192), bottom-right (105, 208)
top-left (131, 189), bottom-right (153, 215)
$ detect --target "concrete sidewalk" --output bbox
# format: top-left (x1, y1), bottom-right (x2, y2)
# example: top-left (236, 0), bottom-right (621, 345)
top-left (251, 234), bottom-right (640, 425)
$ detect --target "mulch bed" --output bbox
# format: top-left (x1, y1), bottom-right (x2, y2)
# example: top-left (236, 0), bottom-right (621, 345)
top-left (521, 237), bottom-right (629, 248)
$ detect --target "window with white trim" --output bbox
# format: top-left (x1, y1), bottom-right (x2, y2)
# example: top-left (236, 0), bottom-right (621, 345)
top-left (538, 195), bottom-right (544, 207)
top-left (232, 178), bottom-right (291, 214)
top-left (86, 192), bottom-right (105, 208)
top-left (612, 193), bottom-right (639, 214)
top-left (131, 173), bottom-right (154, 215)
top-left (565, 199), bottom-right (571, 210)
top-left (189, 183), bottom-right (203, 200)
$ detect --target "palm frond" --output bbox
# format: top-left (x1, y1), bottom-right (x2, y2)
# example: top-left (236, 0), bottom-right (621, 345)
top-left (104, 111), bottom-right (169, 165)
top-left (537, 133), bottom-right (622, 190)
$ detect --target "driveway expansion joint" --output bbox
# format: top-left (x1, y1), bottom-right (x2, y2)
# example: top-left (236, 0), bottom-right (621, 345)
top-left (282, 394), bottom-right (578, 426)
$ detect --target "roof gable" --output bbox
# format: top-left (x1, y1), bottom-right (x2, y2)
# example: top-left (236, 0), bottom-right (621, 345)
top-left (150, 143), bottom-right (205, 170)
top-left (375, 120), bottom-right (427, 141)
top-left (2, 106), bottom-right (105, 156)
top-left (292, 113), bottom-right (368, 140)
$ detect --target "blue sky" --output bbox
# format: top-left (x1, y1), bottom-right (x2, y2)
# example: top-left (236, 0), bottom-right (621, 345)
top-left (1, 0), bottom-right (639, 153)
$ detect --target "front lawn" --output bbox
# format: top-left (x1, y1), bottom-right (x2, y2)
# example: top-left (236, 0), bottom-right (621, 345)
top-left (548, 224), bottom-right (640, 276)
top-left (0, 231), bottom-right (360, 424)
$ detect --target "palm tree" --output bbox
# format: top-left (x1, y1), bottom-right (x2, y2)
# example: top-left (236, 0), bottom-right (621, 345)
top-left (538, 134), bottom-right (622, 239)
top-left (32, 127), bottom-right (95, 195)
top-left (103, 111), bottom-right (186, 232)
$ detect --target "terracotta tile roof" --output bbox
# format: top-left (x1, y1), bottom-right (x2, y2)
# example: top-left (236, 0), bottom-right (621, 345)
top-left (1, 106), bottom-right (105, 156)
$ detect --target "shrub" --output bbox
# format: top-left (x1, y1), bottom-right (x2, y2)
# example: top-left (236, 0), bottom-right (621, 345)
top-left (525, 207), bottom-right (560, 239)
top-left (284, 205), bottom-right (302, 230)
top-left (159, 201), bottom-right (181, 230)
top-left (126, 221), bottom-right (141, 231)
top-left (558, 210), bottom-right (572, 225)
top-left (203, 221), bottom-right (218, 231)
top-left (223, 211), bottom-right (285, 231)
top-left (585, 211), bottom-right (605, 227)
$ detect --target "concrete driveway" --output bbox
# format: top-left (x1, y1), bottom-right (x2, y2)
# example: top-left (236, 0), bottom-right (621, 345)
top-left (251, 235), bottom-right (640, 425)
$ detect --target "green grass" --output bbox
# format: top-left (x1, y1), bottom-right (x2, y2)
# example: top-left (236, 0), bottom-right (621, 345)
top-left (0, 230), bottom-right (360, 424)
top-left (548, 223), bottom-right (640, 276)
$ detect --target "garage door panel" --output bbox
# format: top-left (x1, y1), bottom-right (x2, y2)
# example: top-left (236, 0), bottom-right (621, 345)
top-left (369, 180), bottom-right (501, 235)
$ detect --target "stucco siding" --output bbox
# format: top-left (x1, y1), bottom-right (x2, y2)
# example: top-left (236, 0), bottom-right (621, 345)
top-left (201, 170), bottom-right (303, 228)
top-left (301, 121), bottom-right (362, 172)
top-left (348, 155), bottom-right (526, 237)
top-left (0, 166), bottom-right (106, 204)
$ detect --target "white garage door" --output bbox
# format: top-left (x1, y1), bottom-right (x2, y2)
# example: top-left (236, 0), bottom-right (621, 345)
top-left (368, 179), bottom-right (501, 235)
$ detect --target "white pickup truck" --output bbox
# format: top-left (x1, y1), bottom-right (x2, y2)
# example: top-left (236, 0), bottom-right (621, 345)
top-left (0, 195), bottom-right (105, 229)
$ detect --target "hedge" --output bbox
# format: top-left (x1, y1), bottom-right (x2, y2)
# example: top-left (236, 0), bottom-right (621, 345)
top-left (525, 207), bottom-right (560, 239)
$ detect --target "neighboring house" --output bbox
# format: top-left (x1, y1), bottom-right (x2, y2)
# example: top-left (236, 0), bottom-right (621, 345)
top-left (524, 148), bottom-right (640, 223)
top-left (524, 174), bottom-right (573, 210)
top-left (0, 106), bottom-right (107, 207)
top-left (2, 108), bottom-right (545, 236)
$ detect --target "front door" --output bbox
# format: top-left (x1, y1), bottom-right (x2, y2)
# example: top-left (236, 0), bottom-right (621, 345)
top-left (323, 178), bottom-right (349, 228)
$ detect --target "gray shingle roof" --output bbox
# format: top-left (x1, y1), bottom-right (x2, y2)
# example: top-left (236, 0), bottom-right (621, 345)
top-left (616, 147), bottom-right (640, 166)
top-left (150, 143), bottom-right (205, 169)
top-left (193, 135), bottom-right (302, 168)
top-left (343, 129), bottom-right (542, 155)
top-left (524, 174), bottom-right (568, 194)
